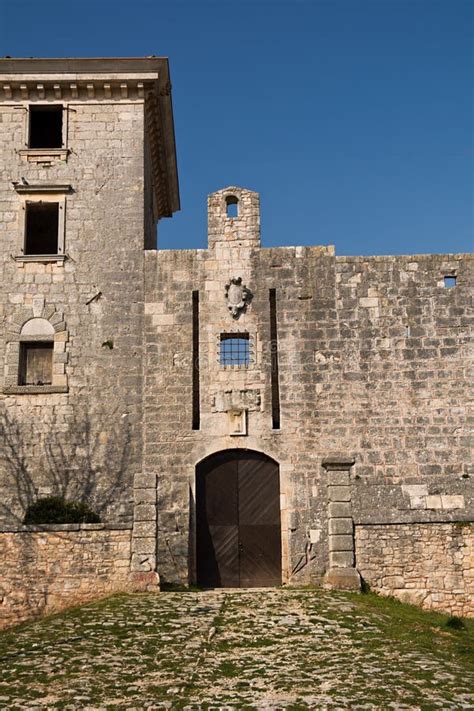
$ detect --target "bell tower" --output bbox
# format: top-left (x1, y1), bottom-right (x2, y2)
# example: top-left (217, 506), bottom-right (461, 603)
top-left (208, 186), bottom-right (260, 249)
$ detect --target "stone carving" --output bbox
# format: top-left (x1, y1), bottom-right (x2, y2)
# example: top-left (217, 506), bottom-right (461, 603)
top-left (211, 389), bottom-right (261, 413)
top-left (225, 277), bottom-right (250, 318)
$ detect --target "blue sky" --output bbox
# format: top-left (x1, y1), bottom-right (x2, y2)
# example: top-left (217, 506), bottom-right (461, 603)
top-left (1, 0), bottom-right (472, 255)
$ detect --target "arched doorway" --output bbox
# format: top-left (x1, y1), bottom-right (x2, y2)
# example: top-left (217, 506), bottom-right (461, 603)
top-left (196, 449), bottom-right (281, 588)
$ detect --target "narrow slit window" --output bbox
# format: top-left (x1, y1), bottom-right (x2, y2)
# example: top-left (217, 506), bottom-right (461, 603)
top-left (444, 276), bottom-right (456, 288)
top-left (25, 202), bottom-right (59, 255)
top-left (269, 288), bottom-right (281, 429)
top-left (220, 333), bottom-right (250, 366)
top-left (192, 291), bottom-right (200, 430)
top-left (29, 105), bottom-right (63, 148)
top-left (225, 195), bottom-right (239, 218)
top-left (19, 342), bottom-right (53, 386)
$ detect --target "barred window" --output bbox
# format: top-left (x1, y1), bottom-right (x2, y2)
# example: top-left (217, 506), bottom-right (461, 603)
top-left (220, 333), bottom-right (250, 366)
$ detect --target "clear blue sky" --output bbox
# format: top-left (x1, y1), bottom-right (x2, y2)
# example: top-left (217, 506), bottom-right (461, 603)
top-left (1, 0), bottom-right (472, 255)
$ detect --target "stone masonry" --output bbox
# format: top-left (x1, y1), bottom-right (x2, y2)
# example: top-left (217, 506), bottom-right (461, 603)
top-left (0, 57), bottom-right (473, 623)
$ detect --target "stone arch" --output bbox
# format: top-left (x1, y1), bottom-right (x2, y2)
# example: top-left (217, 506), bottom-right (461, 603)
top-left (195, 448), bottom-right (282, 588)
top-left (3, 301), bottom-right (69, 393)
top-left (20, 318), bottom-right (55, 337)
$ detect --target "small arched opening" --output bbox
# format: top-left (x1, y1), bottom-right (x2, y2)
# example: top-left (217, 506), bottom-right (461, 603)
top-left (225, 194), bottom-right (239, 218)
top-left (19, 318), bottom-right (55, 386)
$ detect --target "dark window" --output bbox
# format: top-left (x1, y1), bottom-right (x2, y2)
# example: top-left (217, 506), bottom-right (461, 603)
top-left (25, 202), bottom-right (59, 255)
top-left (444, 276), bottom-right (456, 288)
top-left (220, 333), bottom-right (250, 366)
top-left (269, 289), bottom-right (280, 429)
top-left (19, 342), bottom-right (53, 385)
top-left (192, 291), bottom-right (200, 430)
top-left (225, 195), bottom-right (239, 218)
top-left (29, 105), bottom-right (63, 149)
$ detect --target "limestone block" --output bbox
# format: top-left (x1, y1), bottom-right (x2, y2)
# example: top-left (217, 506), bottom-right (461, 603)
top-left (359, 297), bottom-right (379, 307)
top-left (329, 551), bottom-right (354, 568)
top-left (328, 485), bottom-right (351, 502)
top-left (328, 518), bottom-right (353, 536)
top-left (328, 502), bottom-right (352, 518)
top-left (133, 521), bottom-right (156, 538)
top-left (327, 471), bottom-right (350, 486)
top-left (328, 535), bottom-right (354, 552)
top-left (441, 495), bottom-right (464, 510)
top-left (426, 496), bottom-right (443, 510)
top-left (131, 536), bottom-right (156, 555)
top-left (323, 568), bottom-right (361, 591)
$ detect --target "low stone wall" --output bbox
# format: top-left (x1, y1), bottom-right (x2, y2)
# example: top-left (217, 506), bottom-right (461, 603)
top-left (0, 524), bottom-right (158, 630)
top-left (355, 522), bottom-right (473, 617)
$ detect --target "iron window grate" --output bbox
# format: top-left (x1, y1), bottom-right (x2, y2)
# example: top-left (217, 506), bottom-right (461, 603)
top-left (220, 333), bottom-right (250, 366)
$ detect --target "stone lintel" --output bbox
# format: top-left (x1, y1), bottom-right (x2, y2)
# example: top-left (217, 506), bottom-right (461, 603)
top-left (322, 455), bottom-right (356, 471)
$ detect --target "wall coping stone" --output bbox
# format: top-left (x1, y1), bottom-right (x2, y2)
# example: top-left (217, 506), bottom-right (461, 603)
top-left (0, 523), bottom-right (132, 533)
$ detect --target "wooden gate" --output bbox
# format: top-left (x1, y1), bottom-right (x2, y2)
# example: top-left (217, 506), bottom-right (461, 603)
top-left (196, 449), bottom-right (281, 588)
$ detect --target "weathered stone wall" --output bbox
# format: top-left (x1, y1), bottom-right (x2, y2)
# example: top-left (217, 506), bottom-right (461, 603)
top-left (0, 525), bottom-right (135, 629)
top-left (142, 186), bottom-right (473, 588)
top-left (0, 100), bottom-right (146, 527)
top-left (355, 522), bottom-right (474, 617)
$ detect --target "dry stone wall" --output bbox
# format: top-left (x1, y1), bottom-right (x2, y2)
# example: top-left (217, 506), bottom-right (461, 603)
top-left (0, 525), bottom-right (134, 629)
top-left (355, 522), bottom-right (473, 617)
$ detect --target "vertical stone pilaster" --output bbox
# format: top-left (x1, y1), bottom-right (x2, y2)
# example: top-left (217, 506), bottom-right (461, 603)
top-left (130, 472), bottom-right (160, 589)
top-left (322, 456), bottom-right (361, 591)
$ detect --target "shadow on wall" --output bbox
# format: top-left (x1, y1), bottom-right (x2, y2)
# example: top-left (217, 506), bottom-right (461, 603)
top-left (0, 404), bottom-right (135, 627)
top-left (0, 404), bottom-right (132, 527)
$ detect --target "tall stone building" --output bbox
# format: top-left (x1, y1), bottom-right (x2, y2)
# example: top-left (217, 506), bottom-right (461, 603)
top-left (0, 57), bottom-right (472, 625)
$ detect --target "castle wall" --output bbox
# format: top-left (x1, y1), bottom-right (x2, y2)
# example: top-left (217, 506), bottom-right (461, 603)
top-left (0, 101), bottom-right (146, 527)
top-left (141, 187), bottom-right (473, 592)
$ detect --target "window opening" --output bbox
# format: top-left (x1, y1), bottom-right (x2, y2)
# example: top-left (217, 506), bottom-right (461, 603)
top-left (269, 289), bottom-right (281, 429)
top-left (225, 195), bottom-right (239, 218)
top-left (192, 291), bottom-right (200, 430)
top-left (25, 202), bottom-right (59, 255)
top-left (444, 276), bottom-right (456, 288)
top-left (19, 342), bottom-right (53, 385)
top-left (29, 105), bottom-right (63, 149)
top-left (220, 333), bottom-right (250, 366)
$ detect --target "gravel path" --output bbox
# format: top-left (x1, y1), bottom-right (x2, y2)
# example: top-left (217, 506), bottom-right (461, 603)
top-left (0, 589), bottom-right (472, 709)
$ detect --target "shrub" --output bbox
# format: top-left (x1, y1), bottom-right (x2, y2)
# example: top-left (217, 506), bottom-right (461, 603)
top-left (23, 496), bottom-right (101, 525)
top-left (446, 615), bottom-right (466, 631)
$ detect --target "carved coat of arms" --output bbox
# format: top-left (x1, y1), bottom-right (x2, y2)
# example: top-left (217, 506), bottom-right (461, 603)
top-left (225, 277), bottom-right (250, 318)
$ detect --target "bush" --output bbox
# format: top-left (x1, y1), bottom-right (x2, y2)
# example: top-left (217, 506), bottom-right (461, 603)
top-left (23, 496), bottom-right (101, 524)
top-left (446, 615), bottom-right (466, 631)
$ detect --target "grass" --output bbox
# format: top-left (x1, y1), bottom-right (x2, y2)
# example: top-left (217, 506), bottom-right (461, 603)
top-left (0, 588), bottom-right (473, 709)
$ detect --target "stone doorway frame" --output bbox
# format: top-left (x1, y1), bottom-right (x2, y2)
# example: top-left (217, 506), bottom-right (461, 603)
top-left (190, 448), bottom-right (290, 587)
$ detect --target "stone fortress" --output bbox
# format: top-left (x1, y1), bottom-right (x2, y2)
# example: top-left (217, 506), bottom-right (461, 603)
top-left (0, 57), bottom-right (472, 627)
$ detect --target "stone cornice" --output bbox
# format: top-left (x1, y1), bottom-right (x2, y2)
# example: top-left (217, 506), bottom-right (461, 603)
top-left (0, 57), bottom-right (180, 219)
top-left (13, 183), bottom-right (72, 194)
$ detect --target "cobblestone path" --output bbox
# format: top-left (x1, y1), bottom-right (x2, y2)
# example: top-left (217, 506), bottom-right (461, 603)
top-left (0, 589), bottom-right (473, 709)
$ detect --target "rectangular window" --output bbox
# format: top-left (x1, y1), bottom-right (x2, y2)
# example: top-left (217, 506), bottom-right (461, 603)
top-left (25, 202), bottom-right (59, 255)
top-left (444, 276), bottom-right (457, 288)
top-left (29, 105), bottom-right (63, 149)
top-left (19, 342), bottom-right (53, 386)
top-left (220, 333), bottom-right (250, 366)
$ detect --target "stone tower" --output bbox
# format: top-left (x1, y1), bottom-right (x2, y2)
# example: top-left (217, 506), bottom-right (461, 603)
top-left (0, 58), bottom-right (179, 530)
